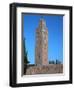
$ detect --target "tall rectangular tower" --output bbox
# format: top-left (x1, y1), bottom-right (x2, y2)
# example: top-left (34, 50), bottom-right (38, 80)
top-left (35, 18), bottom-right (48, 65)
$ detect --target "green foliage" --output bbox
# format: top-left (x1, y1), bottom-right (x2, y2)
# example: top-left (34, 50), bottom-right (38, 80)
top-left (49, 60), bottom-right (55, 64)
top-left (24, 52), bottom-right (30, 64)
top-left (56, 59), bottom-right (61, 64)
top-left (23, 38), bottom-right (30, 65)
top-left (49, 59), bottom-right (61, 64)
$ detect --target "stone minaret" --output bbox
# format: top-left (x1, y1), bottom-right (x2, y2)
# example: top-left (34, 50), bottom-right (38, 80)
top-left (35, 18), bottom-right (48, 66)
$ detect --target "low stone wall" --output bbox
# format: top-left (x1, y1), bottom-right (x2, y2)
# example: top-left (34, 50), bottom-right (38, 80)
top-left (25, 64), bottom-right (63, 75)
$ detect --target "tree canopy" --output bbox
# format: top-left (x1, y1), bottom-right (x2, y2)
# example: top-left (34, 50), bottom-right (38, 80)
top-left (23, 38), bottom-right (30, 64)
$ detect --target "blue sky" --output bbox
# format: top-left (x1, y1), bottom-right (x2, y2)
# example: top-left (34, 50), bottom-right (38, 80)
top-left (22, 14), bottom-right (63, 64)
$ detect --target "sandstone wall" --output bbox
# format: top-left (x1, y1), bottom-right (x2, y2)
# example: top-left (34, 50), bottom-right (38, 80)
top-left (25, 64), bottom-right (63, 75)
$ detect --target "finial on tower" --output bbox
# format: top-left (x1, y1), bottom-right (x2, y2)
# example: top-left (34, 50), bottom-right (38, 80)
top-left (41, 15), bottom-right (44, 19)
top-left (40, 15), bottom-right (44, 21)
top-left (39, 16), bottom-right (46, 30)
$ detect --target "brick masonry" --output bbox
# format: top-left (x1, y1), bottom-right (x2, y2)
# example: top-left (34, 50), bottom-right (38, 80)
top-left (25, 64), bottom-right (63, 75)
top-left (35, 18), bottom-right (48, 65)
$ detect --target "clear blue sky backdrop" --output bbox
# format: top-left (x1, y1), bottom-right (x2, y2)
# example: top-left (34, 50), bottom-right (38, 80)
top-left (23, 14), bottom-right (63, 64)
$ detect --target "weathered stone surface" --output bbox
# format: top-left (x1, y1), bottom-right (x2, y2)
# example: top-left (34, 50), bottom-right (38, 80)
top-left (25, 64), bottom-right (63, 75)
top-left (35, 18), bottom-right (48, 65)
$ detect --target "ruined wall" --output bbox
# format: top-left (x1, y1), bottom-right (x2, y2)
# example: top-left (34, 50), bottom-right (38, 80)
top-left (25, 64), bottom-right (63, 75)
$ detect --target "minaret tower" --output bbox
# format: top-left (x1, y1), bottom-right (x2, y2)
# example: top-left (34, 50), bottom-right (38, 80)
top-left (35, 17), bottom-right (48, 65)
